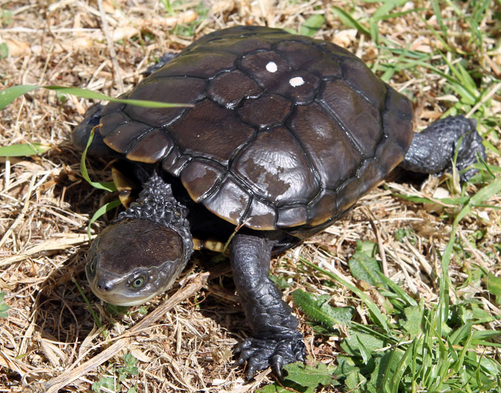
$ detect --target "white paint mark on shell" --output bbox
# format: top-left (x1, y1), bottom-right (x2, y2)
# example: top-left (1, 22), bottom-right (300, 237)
top-left (266, 61), bottom-right (278, 73)
top-left (289, 76), bottom-right (305, 87)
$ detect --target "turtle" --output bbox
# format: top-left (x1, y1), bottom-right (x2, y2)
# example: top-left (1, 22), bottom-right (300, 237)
top-left (73, 25), bottom-right (485, 379)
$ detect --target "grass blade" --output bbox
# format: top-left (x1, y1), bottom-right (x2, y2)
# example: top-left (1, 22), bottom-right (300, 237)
top-left (0, 85), bottom-right (39, 110)
top-left (80, 129), bottom-right (117, 192)
top-left (299, 257), bottom-right (389, 332)
top-left (0, 143), bottom-right (52, 157)
top-left (87, 199), bottom-right (122, 239)
top-left (0, 84), bottom-right (192, 111)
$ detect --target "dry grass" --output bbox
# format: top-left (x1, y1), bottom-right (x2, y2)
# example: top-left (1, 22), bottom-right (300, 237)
top-left (1, 0), bottom-right (500, 392)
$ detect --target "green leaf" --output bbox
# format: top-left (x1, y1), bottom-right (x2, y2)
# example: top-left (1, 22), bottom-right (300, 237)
top-left (0, 292), bottom-right (9, 318)
top-left (356, 334), bottom-right (373, 364)
top-left (395, 192), bottom-right (469, 206)
top-left (300, 257), bottom-right (389, 332)
top-left (283, 362), bottom-right (336, 392)
top-left (377, 273), bottom-right (418, 308)
top-left (341, 331), bottom-right (385, 360)
top-left (348, 241), bottom-right (382, 286)
top-left (44, 86), bottom-right (190, 108)
top-left (258, 385), bottom-right (289, 393)
top-left (91, 376), bottom-right (114, 392)
top-left (486, 273), bottom-right (501, 304)
top-left (0, 85), bottom-right (39, 110)
top-left (123, 353), bottom-right (138, 372)
top-left (0, 42), bottom-right (8, 59)
top-left (300, 15), bottom-right (325, 36)
top-left (0, 142), bottom-right (52, 157)
top-left (293, 289), bottom-right (354, 329)
top-left (403, 305), bottom-right (424, 337)
top-left (331, 6), bottom-right (370, 35)
top-left (394, 227), bottom-right (415, 242)
top-left (159, 0), bottom-right (173, 13)
top-left (118, 353), bottom-right (139, 382)
top-left (345, 369), bottom-right (368, 390)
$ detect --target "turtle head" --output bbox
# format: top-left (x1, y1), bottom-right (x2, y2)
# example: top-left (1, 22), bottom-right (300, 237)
top-left (86, 173), bottom-right (193, 306)
top-left (86, 219), bottom-right (190, 306)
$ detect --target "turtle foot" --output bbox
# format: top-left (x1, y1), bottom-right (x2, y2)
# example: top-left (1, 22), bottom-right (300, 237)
top-left (454, 118), bottom-right (485, 182)
top-left (235, 333), bottom-right (306, 380)
top-left (401, 115), bottom-right (486, 183)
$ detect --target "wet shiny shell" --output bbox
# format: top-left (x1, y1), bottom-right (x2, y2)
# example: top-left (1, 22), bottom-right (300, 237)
top-left (100, 26), bottom-right (414, 231)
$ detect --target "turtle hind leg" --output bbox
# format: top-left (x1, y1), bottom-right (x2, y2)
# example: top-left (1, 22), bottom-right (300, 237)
top-left (230, 233), bottom-right (306, 380)
top-left (400, 115), bottom-right (485, 182)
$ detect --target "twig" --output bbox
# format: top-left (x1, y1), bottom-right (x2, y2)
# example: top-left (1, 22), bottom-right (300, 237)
top-left (0, 172), bottom-right (37, 249)
top-left (362, 206), bottom-right (389, 277)
top-left (97, 0), bottom-right (124, 94)
top-left (43, 273), bottom-right (209, 393)
top-left (0, 234), bottom-right (91, 267)
top-left (466, 82), bottom-right (501, 119)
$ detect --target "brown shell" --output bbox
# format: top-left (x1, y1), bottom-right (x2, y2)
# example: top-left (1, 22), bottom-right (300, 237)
top-left (100, 26), bottom-right (414, 231)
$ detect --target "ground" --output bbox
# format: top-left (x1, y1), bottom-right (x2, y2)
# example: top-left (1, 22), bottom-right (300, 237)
top-left (0, 1), bottom-right (500, 392)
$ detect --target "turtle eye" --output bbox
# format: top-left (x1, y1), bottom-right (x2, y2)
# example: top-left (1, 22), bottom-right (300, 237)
top-left (129, 275), bottom-right (147, 290)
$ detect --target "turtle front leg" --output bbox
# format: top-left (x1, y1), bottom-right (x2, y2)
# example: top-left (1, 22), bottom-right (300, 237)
top-left (230, 233), bottom-right (305, 380)
top-left (400, 115), bottom-right (485, 181)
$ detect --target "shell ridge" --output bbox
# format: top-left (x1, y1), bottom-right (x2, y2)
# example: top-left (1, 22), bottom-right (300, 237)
top-left (201, 174), bottom-right (252, 225)
top-left (341, 76), bottom-right (388, 159)
top-left (372, 87), bottom-right (394, 165)
top-left (341, 72), bottom-right (388, 111)
top-left (283, 111), bottom-right (324, 193)
top-left (181, 158), bottom-right (230, 203)
top-left (147, 74), bottom-right (208, 82)
top-left (236, 48), bottom-right (293, 91)
top-left (100, 117), bottom-right (129, 138)
top-left (237, 193), bottom-right (254, 226)
top-left (235, 48), bottom-right (286, 80)
top-left (338, 60), bottom-right (390, 158)
top-left (316, 94), bottom-right (366, 160)
top-left (240, 93), bottom-right (296, 129)
top-left (122, 127), bottom-right (157, 155)
top-left (229, 156), bottom-right (293, 218)
top-left (232, 61), bottom-right (265, 96)
top-left (226, 126), bottom-right (258, 167)
top-left (323, 155), bottom-right (368, 194)
top-left (229, 140), bottom-right (279, 203)
top-left (161, 95), bottom-right (207, 129)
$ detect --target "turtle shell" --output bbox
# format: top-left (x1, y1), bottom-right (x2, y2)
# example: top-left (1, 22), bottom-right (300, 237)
top-left (99, 26), bottom-right (414, 231)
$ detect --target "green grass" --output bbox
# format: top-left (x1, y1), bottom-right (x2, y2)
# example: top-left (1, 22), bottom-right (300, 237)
top-left (261, 1), bottom-right (501, 392)
top-left (2, 1), bottom-right (499, 391)
top-left (266, 233), bottom-right (501, 392)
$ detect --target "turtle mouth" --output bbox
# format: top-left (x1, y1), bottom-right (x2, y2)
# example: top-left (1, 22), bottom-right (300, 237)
top-left (86, 260), bottom-right (183, 307)
top-left (88, 274), bottom-right (160, 307)
top-left (88, 275), bottom-right (162, 306)
top-left (90, 286), bottom-right (160, 306)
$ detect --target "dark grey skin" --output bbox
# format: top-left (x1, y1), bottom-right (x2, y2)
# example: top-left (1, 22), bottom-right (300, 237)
top-left (400, 115), bottom-right (484, 180)
top-left (75, 106), bottom-right (484, 379)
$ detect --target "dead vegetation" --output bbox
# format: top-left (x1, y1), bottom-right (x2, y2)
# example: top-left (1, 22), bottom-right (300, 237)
top-left (0, 0), bottom-right (500, 392)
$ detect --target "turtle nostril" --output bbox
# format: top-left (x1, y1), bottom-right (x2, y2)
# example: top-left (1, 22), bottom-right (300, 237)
top-left (97, 280), bottom-right (113, 291)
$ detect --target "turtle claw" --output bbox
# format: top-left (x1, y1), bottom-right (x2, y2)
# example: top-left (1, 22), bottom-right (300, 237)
top-left (271, 354), bottom-right (284, 378)
top-left (235, 334), bottom-right (306, 380)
